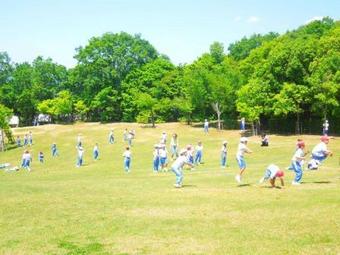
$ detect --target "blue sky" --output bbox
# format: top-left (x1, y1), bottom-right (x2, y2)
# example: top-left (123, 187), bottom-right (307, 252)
top-left (0, 0), bottom-right (339, 67)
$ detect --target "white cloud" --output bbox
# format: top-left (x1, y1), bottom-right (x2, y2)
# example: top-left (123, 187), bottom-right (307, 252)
top-left (247, 16), bottom-right (260, 23)
top-left (234, 16), bottom-right (242, 22)
top-left (305, 16), bottom-right (324, 24)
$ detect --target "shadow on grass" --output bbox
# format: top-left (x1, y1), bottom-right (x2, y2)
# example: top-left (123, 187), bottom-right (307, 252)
top-left (261, 186), bottom-right (282, 189)
top-left (58, 240), bottom-right (109, 255)
top-left (237, 184), bottom-right (251, 187)
top-left (181, 184), bottom-right (197, 188)
top-left (312, 181), bottom-right (331, 184)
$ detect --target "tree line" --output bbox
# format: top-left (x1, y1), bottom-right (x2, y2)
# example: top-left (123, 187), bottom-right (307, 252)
top-left (0, 17), bottom-right (339, 134)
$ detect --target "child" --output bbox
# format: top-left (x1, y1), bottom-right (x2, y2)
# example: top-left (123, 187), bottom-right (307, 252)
top-left (77, 133), bottom-right (82, 147)
top-left (322, 120), bottom-right (329, 135)
top-left (38, 152), bottom-right (44, 163)
top-left (51, 143), bottom-right (59, 157)
top-left (159, 144), bottom-right (168, 171)
top-left (93, 143), bottom-right (99, 160)
top-left (28, 131), bottom-right (33, 146)
top-left (261, 133), bottom-right (269, 146)
top-left (204, 119), bottom-right (209, 133)
top-left (240, 117), bottom-right (246, 132)
top-left (153, 144), bottom-right (160, 172)
top-left (16, 136), bottom-right (21, 147)
top-left (21, 150), bottom-right (31, 171)
top-left (235, 137), bottom-right (252, 183)
top-left (221, 141), bottom-right (228, 168)
top-left (307, 136), bottom-right (333, 170)
top-left (23, 134), bottom-right (28, 147)
top-left (76, 146), bottom-right (84, 167)
top-left (259, 164), bottom-right (284, 188)
top-left (194, 141), bottom-right (203, 165)
top-left (170, 133), bottom-right (179, 159)
top-left (171, 149), bottom-right (194, 188)
top-left (291, 141), bottom-right (307, 185)
top-left (161, 132), bottom-right (167, 144)
top-left (123, 147), bottom-right (131, 172)
top-left (123, 128), bottom-right (128, 142)
top-left (127, 131), bottom-right (133, 147)
top-left (108, 130), bottom-right (114, 144)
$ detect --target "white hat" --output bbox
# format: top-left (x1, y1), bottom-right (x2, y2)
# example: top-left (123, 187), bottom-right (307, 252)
top-left (179, 149), bottom-right (187, 155)
top-left (223, 140), bottom-right (228, 144)
top-left (240, 137), bottom-right (248, 143)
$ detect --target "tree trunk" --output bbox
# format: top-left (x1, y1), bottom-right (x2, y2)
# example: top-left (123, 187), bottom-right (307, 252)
top-left (296, 112), bottom-right (301, 134)
top-left (251, 122), bottom-right (255, 136)
top-left (211, 102), bottom-right (222, 131)
top-left (0, 129), bottom-right (4, 152)
top-left (151, 110), bottom-right (155, 128)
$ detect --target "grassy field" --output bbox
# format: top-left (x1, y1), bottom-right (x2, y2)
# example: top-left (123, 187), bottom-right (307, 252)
top-left (0, 123), bottom-right (339, 255)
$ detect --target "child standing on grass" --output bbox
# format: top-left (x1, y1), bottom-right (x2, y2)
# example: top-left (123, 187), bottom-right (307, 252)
top-left (108, 130), bottom-right (114, 144)
top-left (159, 144), bottom-right (168, 171)
top-left (171, 149), bottom-right (194, 188)
top-left (76, 146), bottom-right (84, 167)
top-left (77, 134), bottom-right (82, 147)
top-left (161, 132), bottom-right (167, 144)
top-left (123, 147), bottom-right (131, 172)
top-left (291, 141), bottom-right (307, 185)
top-left (170, 133), bottom-right (179, 159)
top-left (16, 136), bottom-right (21, 147)
top-left (21, 150), bottom-right (32, 171)
top-left (23, 134), bottom-right (28, 147)
top-left (153, 144), bottom-right (160, 172)
top-left (221, 141), bottom-right (228, 168)
top-left (93, 143), bottom-right (99, 160)
top-left (235, 137), bottom-right (252, 184)
top-left (259, 164), bottom-right (284, 188)
top-left (204, 119), bottom-right (209, 133)
top-left (51, 143), bottom-right (59, 157)
top-left (38, 152), bottom-right (44, 163)
top-left (28, 131), bottom-right (33, 146)
top-left (194, 141), bottom-right (203, 165)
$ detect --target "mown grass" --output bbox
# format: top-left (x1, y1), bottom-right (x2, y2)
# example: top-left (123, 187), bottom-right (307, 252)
top-left (0, 123), bottom-right (339, 254)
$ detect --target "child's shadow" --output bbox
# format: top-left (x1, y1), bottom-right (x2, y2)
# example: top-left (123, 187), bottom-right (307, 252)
top-left (237, 184), bottom-right (251, 187)
top-left (181, 184), bottom-right (197, 188)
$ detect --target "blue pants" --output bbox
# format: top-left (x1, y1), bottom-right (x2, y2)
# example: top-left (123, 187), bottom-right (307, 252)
top-left (221, 153), bottom-right (227, 167)
top-left (188, 155), bottom-right (194, 164)
top-left (24, 139), bottom-right (28, 146)
top-left (93, 150), bottom-right (99, 160)
top-left (39, 157), bottom-right (44, 163)
top-left (128, 139), bottom-right (132, 147)
top-left (195, 151), bottom-right (202, 164)
top-left (52, 149), bottom-right (58, 157)
top-left (153, 157), bottom-right (160, 171)
top-left (124, 158), bottom-right (131, 171)
top-left (77, 156), bottom-right (83, 167)
top-left (236, 156), bottom-right (246, 169)
top-left (22, 159), bottom-right (30, 169)
top-left (160, 157), bottom-right (167, 166)
top-left (171, 146), bottom-right (178, 158)
top-left (292, 161), bottom-right (303, 182)
top-left (172, 166), bottom-right (183, 185)
top-left (204, 126), bottom-right (208, 133)
top-left (109, 136), bottom-right (114, 144)
top-left (312, 154), bottom-right (327, 163)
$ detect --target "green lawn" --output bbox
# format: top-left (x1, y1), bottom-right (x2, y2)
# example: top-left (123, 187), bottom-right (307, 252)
top-left (0, 123), bottom-right (339, 255)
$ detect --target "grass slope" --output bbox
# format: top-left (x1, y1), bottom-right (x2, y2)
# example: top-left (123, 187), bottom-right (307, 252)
top-left (0, 123), bottom-right (339, 255)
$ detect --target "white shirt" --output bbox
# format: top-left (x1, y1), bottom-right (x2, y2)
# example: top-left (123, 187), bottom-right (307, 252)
top-left (171, 155), bottom-right (187, 169)
top-left (221, 145), bottom-right (227, 154)
top-left (195, 145), bottom-right (203, 152)
top-left (153, 149), bottom-right (159, 159)
top-left (292, 148), bottom-right (304, 162)
top-left (159, 148), bottom-right (167, 158)
top-left (323, 122), bottom-right (329, 130)
top-left (93, 145), bottom-right (99, 152)
top-left (204, 121), bottom-right (209, 128)
top-left (170, 137), bottom-right (178, 146)
top-left (236, 143), bottom-right (248, 158)
top-left (22, 153), bottom-right (31, 161)
top-left (109, 131), bottom-right (113, 137)
top-left (78, 149), bottom-right (84, 158)
top-left (123, 150), bottom-right (131, 158)
top-left (267, 164), bottom-right (280, 179)
top-left (312, 142), bottom-right (327, 157)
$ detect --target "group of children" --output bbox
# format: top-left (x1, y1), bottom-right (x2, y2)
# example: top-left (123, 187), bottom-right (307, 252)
top-left (16, 131), bottom-right (33, 147)
top-left (12, 126), bottom-right (334, 189)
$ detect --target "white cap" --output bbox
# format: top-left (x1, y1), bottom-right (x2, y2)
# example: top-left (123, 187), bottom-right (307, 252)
top-left (223, 140), bottom-right (228, 144)
top-left (240, 137), bottom-right (248, 143)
